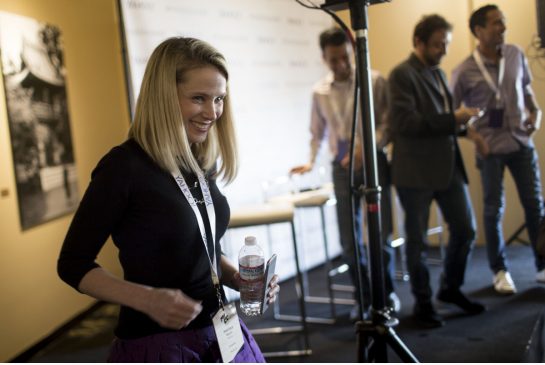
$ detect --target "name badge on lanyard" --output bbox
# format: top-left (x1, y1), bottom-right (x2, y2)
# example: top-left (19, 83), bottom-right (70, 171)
top-left (473, 49), bottom-right (505, 129)
top-left (172, 169), bottom-right (244, 362)
top-left (212, 303), bottom-right (244, 363)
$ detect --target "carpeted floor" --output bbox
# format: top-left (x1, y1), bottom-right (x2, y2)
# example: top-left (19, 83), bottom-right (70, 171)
top-left (25, 243), bottom-right (545, 363)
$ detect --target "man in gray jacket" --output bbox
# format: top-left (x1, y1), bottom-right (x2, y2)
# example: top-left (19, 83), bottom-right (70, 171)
top-left (389, 14), bottom-right (485, 328)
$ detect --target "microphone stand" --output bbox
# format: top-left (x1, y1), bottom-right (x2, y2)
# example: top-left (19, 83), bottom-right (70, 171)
top-left (340, 0), bottom-right (418, 361)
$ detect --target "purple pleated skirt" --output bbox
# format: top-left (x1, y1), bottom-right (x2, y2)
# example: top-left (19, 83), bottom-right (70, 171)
top-left (107, 319), bottom-right (265, 363)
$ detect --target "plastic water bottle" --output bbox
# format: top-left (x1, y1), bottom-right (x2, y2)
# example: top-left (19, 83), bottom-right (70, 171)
top-left (239, 236), bottom-right (265, 316)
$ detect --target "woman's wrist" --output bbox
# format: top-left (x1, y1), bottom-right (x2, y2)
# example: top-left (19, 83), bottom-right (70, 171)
top-left (222, 271), bottom-right (240, 291)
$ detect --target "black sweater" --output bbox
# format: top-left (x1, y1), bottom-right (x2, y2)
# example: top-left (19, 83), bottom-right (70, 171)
top-left (57, 139), bottom-right (230, 339)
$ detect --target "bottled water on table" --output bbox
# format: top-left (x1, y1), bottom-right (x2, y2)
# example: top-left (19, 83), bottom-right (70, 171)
top-left (238, 236), bottom-right (265, 316)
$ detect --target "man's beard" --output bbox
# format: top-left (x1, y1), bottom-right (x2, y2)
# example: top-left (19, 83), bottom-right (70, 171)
top-left (424, 53), bottom-right (441, 67)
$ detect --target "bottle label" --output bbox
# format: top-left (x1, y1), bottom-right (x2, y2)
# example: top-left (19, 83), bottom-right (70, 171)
top-left (239, 254), bottom-right (265, 281)
top-left (239, 263), bottom-right (265, 282)
top-left (239, 254), bottom-right (265, 305)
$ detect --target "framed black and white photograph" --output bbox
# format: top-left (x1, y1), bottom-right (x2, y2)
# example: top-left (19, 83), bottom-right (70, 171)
top-left (0, 11), bottom-right (78, 230)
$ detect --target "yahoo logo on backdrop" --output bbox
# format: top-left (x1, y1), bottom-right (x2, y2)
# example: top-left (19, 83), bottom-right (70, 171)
top-left (286, 17), bottom-right (303, 26)
top-left (127, 0), bottom-right (154, 10)
top-left (219, 9), bottom-right (241, 19)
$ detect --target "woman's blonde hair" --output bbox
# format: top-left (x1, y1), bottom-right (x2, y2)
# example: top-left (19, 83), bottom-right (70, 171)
top-left (128, 37), bottom-right (238, 183)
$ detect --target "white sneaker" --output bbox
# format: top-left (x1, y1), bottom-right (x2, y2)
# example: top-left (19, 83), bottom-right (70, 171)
top-left (536, 269), bottom-right (545, 283)
top-left (387, 292), bottom-right (402, 313)
top-left (493, 270), bottom-right (517, 294)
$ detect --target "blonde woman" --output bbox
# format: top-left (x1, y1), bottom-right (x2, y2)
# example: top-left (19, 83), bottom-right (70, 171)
top-left (58, 37), bottom-right (277, 362)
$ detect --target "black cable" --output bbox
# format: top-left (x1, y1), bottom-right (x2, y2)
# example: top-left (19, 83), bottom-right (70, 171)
top-left (294, 0), bottom-right (366, 319)
top-left (294, 0), bottom-right (320, 9)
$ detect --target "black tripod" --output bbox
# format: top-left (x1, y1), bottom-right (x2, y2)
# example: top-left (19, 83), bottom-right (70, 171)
top-left (321, 0), bottom-right (418, 362)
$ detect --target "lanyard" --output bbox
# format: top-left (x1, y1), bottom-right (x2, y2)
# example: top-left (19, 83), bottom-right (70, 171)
top-left (172, 169), bottom-right (221, 295)
top-left (473, 49), bottom-right (505, 103)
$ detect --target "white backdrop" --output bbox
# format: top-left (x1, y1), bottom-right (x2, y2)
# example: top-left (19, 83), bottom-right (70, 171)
top-left (119, 0), bottom-right (343, 284)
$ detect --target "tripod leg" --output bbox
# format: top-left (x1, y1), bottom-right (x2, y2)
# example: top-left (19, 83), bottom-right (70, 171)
top-left (506, 223), bottom-right (528, 245)
top-left (356, 321), bottom-right (372, 362)
top-left (356, 320), bottom-right (388, 362)
top-left (374, 336), bottom-right (388, 362)
top-left (356, 320), bottom-right (419, 363)
top-left (385, 327), bottom-right (419, 362)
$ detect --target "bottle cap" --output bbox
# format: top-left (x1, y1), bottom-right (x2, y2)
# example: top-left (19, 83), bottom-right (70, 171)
top-left (245, 236), bottom-right (257, 245)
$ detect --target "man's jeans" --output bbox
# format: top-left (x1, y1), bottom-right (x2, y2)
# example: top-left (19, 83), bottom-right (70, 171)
top-left (396, 168), bottom-right (476, 304)
top-left (477, 145), bottom-right (545, 273)
top-left (332, 149), bottom-right (394, 308)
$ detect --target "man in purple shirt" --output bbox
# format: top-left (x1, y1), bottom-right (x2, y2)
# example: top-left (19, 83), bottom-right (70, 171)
top-left (451, 4), bottom-right (545, 295)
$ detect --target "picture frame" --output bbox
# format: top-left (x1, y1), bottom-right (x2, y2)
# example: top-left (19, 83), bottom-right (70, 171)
top-left (0, 11), bottom-right (78, 230)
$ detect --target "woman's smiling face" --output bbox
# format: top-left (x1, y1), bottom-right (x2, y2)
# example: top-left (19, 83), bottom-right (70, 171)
top-left (177, 65), bottom-right (227, 144)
